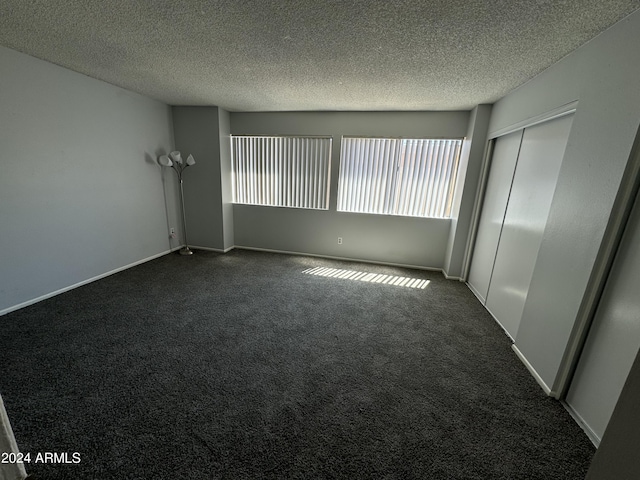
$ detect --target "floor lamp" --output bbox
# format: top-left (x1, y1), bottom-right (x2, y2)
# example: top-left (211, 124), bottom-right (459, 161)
top-left (158, 151), bottom-right (196, 256)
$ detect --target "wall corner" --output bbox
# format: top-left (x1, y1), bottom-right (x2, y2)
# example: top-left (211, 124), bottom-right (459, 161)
top-left (443, 104), bottom-right (492, 279)
top-left (218, 107), bottom-right (235, 250)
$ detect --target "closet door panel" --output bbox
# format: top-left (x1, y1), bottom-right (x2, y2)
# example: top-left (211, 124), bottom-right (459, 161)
top-left (467, 130), bottom-right (523, 302)
top-left (485, 114), bottom-right (574, 338)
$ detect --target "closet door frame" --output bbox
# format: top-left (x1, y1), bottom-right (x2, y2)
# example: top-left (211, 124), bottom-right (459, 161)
top-left (556, 121), bottom-right (640, 398)
top-left (565, 178), bottom-right (640, 445)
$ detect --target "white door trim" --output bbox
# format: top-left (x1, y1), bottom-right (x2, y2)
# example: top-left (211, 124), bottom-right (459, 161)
top-left (488, 100), bottom-right (578, 140)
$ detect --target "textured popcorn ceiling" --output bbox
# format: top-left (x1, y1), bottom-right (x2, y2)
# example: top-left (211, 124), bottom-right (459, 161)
top-left (1, 0), bottom-right (638, 111)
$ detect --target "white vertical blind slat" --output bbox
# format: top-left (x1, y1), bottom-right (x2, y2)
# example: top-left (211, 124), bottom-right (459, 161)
top-left (400, 140), bottom-right (418, 215)
top-left (381, 139), bottom-right (394, 214)
top-left (304, 139), bottom-right (313, 206)
top-left (439, 141), bottom-right (452, 217)
top-left (389, 139), bottom-right (400, 214)
top-left (355, 139), bottom-right (366, 213)
top-left (324, 138), bottom-right (332, 209)
top-left (444, 141), bottom-right (462, 217)
top-left (366, 139), bottom-right (377, 213)
top-left (371, 140), bottom-right (383, 213)
top-left (411, 140), bottom-right (427, 216)
top-left (348, 138), bottom-right (360, 212)
top-left (396, 140), bottom-right (408, 215)
top-left (419, 140), bottom-right (435, 217)
top-left (427, 141), bottom-right (444, 217)
top-left (435, 141), bottom-right (451, 217)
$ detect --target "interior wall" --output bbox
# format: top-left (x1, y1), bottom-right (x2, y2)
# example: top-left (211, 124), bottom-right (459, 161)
top-left (233, 205), bottom-right (450, 268)
top-left (565, 174), bottom-right (640, 443)
top-left (485, 10), bottom-right (640, 392)
top-left (230, 111), bottom-right (469, 269)
top-left (0, 46), bottom-right (176, 315)
top-left (218, 108), bottom-right (235, 250)
top-left (585, 348), bottom-right (640, 479)
top-left (443, 104), bottom-right (492, 279)
top-left (172, 106), bottom-right (224, 250)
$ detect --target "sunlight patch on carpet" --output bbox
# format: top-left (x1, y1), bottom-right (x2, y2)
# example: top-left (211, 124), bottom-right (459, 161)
top-left (302, 267), bottom-right (430, 289)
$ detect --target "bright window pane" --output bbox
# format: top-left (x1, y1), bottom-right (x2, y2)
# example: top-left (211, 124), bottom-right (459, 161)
top-left (231, 136), bottom-right (332, 210)
top-left (337, 137), bottom-right (462, 218)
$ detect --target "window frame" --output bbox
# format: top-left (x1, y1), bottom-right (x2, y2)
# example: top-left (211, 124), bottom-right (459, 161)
top-left (336, 136), bottom-right (464, 219)
top-left (230, 134), bottom-right (333, 211)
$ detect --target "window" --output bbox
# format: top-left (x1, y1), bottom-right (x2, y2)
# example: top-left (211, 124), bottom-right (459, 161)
top-left (231, 136), bottom-right (331, 210)
top-left (337, 137), bottom-right (462, 218)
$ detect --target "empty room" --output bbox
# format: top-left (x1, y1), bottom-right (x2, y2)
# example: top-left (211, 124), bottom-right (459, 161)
top-left (2, 1), bottom-right (640, 479)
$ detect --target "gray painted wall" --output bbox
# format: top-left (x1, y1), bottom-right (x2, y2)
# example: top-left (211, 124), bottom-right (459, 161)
top-left (0, 46), bottom-right (176, 314)
top-left (565, 159), bottom-right (640, 443)
top-left (486, 10), bottom-right (640, 392)
top-left (230, 111), bottom-right (469, 268)
top-left (444, 104), bottom-right (492, 278)
top-left (233, 205), bottom-right (451, 268)
top-left (218, 108), bottom-right (235, 250)
top-left (586, 349), bottom-right (640, 479)
top-left (173, 107), bottom-right (224, 250)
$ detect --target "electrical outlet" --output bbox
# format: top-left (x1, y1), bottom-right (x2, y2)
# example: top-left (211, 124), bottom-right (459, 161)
top-left (337, 237), bottom-right (343, 245)
top-left (169, 227), bottom-right (176, 239)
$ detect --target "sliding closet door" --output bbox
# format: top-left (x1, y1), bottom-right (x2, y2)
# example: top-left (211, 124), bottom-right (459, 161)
top-left (468, 130), bottom-right (523, 302)
top-left (485, 114), bottom-right (574, 338)
top-left (566, 189), bottom-right (640, 444)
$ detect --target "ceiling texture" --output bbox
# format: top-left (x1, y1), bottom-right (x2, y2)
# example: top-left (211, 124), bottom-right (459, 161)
top-left (1, 0), bottom-right (639, 111)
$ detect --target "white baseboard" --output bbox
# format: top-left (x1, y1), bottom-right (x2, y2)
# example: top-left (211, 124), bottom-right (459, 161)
top-left (512, 344), bottom-right (554, 396)
top-left (1, 244), bottom-right (449, 316)
top-left (561, 401), bottom-right (601, 447)
top-left (233, 245), bottom-right (444, 274)
top-left (190, 245), bottom-right (235, 253)
top-left (442, 271), bottom-right (462, 281)
top-left (0, 249), bottom-right (174, 316)
top-left (466, 282), bottom-right (517, 341)
top-left (483, 306), bottom-right (516, 343)
top-left (466, 282), bottom-right (487, 305)
top-left (466, 284), bottom-right (544, 387)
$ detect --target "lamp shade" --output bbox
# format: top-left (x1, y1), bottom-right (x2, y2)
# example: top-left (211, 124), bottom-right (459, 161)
top-left (170, 151), bottom-right (183, 164)
top-left (157, 155), bottom-right (173, 167)
top-left (186, 154), bottom-right (196, 166)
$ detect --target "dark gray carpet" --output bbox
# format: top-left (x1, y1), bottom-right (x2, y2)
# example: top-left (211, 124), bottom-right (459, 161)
top-left (0, 249), bottom-right (594, 479)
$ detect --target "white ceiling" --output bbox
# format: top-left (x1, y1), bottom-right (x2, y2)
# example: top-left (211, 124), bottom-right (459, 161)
top-left (1, 0), bottom-right (639, 111)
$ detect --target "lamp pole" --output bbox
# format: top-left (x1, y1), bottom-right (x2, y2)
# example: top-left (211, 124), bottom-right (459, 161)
top-left (158, 151), bottom-right (196, 256)
top-left (176, 169), bottom-right (192, 255)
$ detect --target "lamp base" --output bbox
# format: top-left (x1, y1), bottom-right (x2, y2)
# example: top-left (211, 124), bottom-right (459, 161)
top-left (179, 247), bottom-right (194, 256)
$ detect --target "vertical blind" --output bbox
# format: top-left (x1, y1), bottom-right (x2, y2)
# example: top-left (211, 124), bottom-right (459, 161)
top-left (231, 136), bottom-right (332, 210)
top-left (337, 137), bottom-right (463, 218)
